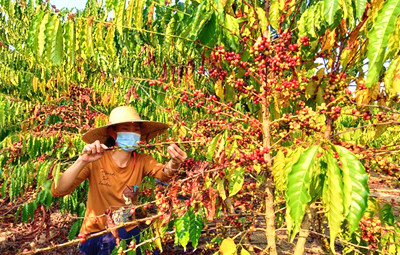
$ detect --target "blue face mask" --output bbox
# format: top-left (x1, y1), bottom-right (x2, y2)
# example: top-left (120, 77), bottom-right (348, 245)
top-left (116, 132), bottom-right (141, 151)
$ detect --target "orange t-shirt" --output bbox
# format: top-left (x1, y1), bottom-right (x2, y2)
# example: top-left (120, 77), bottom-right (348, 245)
top-left (51, 151), bottom-right (170, 234)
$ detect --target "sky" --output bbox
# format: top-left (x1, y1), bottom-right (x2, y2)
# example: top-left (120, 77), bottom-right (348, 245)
top-left (50, 0), bottom-right (86, 10)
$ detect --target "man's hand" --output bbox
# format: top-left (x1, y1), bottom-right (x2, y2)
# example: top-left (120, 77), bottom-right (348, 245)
top-left (80, 140), bottom-right (108, 163)
top-left (167, 143), bottom-right (187, 165)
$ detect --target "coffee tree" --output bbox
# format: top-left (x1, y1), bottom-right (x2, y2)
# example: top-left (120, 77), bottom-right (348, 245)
top-left (0, 0), bottom-right (399, 254)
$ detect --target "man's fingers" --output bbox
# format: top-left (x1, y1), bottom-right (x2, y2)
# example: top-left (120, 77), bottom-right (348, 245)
top-left (170, 143), bottom-right (187, 157)
top-left (94, 140), bottom-right (101, 153)
top-left (83, 145), bottom-right (93, 155)
top-left (167, 146), bottom-right (178, 158)
top-left (82, 142), bottom-right (108, 156)
top-left (168, 145), bottom-right (187, 163)
top-left (91, 144), bottom-right (97, 155)
top-left (83, 145), bottom-right (89, 154)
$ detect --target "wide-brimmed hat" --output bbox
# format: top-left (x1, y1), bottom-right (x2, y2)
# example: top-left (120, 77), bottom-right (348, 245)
top-left (82, 106), bottom-right (169, 144)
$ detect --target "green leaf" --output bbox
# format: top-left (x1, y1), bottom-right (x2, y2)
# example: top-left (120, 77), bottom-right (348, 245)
top-left (22, 203), bottom-right (29, 222)
top-left (85, 18), bottom-right (95, 57)
top-left (175, 211), bottom-right (190, 250)
top-left (36, 190), bottom-right (45, 204)
top-left (224, 14), bottom-right (239, 50)
top-left (324, 152), bottom-right (345, 252)
top-left (198, 12), bottom-right (219, 47)
top-left (188, 1), bottom-right (213, 40)
top-left (355, 0), bottom-right (367, 20)
top-left (324, 0), bottom-right (339, 25)
top-left (164, 16), bottom-right (177, 48)
top-left (271, 150), bottom-right (286, 192)
top-left (297, 2), bottom-right (325, 38)
top-left (207, 133), bottom-right (221, 161)
top-left (27, 12), bottom-right (45, 53)
top-left (335, 145), bottom-right (369, 233)
top-left (366, 0), bottom-right (400, 88)
top-left (51, 18), bottom-right (63, 65)
top-left (68, 220), bottom-right (82, 240)
top-left (341, 0), bottom-right (355, 29)
top-left (286, 145), bottom-right (319, 239)
top-left (28, 201), bottom-right (37, 221)
top-left (188, 208), bottom-right (203, 249)
top-left (115, 0), bottom-right (125, 35)
top-left (45, 14), bottom-right (57, 62)
top-left (309, 161), bottom-right (326, 203)
top-left (133, 0), bottom-right (144, 29)
top-left (228, 167), bottom-right (244, 197)
top-left (380, 204), bottom-right (395, 225)
top-left (126, 0), bottom-right (135, 28)
top-left (38, 13), bottom-right (50, 57)
top-left (64, 19), bottom-right (76, 65)
top-left (44, 190), bottom-right (53, 209)
top-left (384, 55), bottom-right (400, 96)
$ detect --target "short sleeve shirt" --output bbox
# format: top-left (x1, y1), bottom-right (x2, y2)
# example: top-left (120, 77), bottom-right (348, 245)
top-left (51, 151), bottom-right (169, 234)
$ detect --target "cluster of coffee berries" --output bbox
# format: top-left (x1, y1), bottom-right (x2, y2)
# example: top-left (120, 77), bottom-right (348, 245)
top-left (224, 51), bottom-right (241, 66)
top-left (78, 231), bottom-right (89, 244)
top-left (359, 218), bottom-right (382, 249)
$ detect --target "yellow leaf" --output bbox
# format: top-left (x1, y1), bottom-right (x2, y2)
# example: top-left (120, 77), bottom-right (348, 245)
top-left (316, 68), bottom-right (325, 80)
top-left (126, 0), bottom-right (135, 28)
top-left (369, 83), bottom-right (380, 101)
top-left (279, 0), bottom-right (285, 10)
top-left (316, 87), bottom-right (325, 105)
top-left (339, 42), bottom-right (360, 68)
top-left (32, 76), bottom-right (38, 92)
top-left (53, 162), bottom-right (61, 189)
top-left (392, 65), bottom-right (400, 95)
top-left (215, 80), bottom-right (224, 102)
top-left (152, 221), bottom-right (164, 253)
top-left (355, 89), bottom-right (370, 105)
top-left (147, 2), bottom-right (155, 25)
top-left (272, 95), bottom-right (281, 117)
top-left (92, 91), bottom-right (97, 104)
top-left (217, 178), bottom-right (226, 200)
top-left (368, 0), bottom-right (385, 25)
top-left (271, 150), bottom-right (286, 192)
top-left (305, 81), bottom-right (318, 98)
top-left (286, 0), bottom-right (296, 16)
top-left (253, 164), bottom-right (261, 174)
top-left (219, 238), bottom-right (236, 255)
top-left (179, 126), bottom-right (187, 138)
top-left (240, 247), bottom-right (251, 255)
top-left (102, 93), bottom-right (109, 106)
top-left (374, 124), bottom-right (388, 139)
top-left (320, 29), bottom-right (336, 52)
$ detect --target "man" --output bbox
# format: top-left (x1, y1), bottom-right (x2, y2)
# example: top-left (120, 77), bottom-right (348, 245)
top-left (51, 106), bottom-right (187, 254)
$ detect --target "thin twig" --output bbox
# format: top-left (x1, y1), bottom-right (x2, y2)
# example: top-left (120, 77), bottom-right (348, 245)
top-left (331, 121), bottom-right (400, 138)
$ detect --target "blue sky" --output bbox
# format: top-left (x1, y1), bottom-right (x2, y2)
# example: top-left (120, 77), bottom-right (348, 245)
top-left (50, 0), bottom-right (86, 10)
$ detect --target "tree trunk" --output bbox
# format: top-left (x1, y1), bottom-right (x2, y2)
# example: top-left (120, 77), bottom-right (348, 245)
top-left (293, 116), bottom-right (334, 254)
top-left (293, 211), bottom-right (312, 255)
top-left (261, 98), bottom-right (277, 255)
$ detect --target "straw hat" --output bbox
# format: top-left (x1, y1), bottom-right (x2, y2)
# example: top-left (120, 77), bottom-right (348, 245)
top-left (82, 106), bottom-right (169, 144)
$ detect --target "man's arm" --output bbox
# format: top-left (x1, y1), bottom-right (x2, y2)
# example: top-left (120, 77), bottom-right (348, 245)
top-left (52, 140), bottom-right (108, 196)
